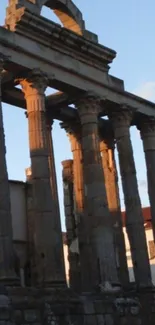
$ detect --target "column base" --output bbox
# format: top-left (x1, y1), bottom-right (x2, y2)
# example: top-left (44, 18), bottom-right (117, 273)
top-left (123, 281), bottom-right (154, 293)
top-left (36, 280), bottom-right (67, 288)
top-left (136, 283), bottom-right (155, 293)
top-left (0, 275), bottom-right (20, 287)
top-left (97, 282), bottom-right (122, 294)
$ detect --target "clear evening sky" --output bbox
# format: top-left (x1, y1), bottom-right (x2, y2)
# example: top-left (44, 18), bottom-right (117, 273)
top-left (0, 1), bottom-right (155, 230)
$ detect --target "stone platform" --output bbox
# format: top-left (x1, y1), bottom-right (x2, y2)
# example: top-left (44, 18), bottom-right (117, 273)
top-left (1, 286), bottom-right (155, 325)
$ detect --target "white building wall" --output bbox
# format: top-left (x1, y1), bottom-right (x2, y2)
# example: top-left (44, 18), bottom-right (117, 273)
top-left (123, 226), bottom-right (155, 285)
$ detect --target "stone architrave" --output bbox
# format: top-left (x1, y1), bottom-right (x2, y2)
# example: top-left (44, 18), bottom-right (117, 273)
top-left (62, 160), bottom-right (81, 292)
top-left (138, 116), bottom-right (155, 242)
top-left (76, 93), bottom-right (119, 290)
top-left (19, 69), bottom-right (66, 287)
top-left (0, 54), bottom-right (18, 284)
top-left (99, 129), bottom-right (129, 287)
top-left (109, 107), bottom-right (152, 287)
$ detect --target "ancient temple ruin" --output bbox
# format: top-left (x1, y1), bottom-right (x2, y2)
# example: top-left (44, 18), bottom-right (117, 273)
top-left (1, 0), bottom-right (155, 324)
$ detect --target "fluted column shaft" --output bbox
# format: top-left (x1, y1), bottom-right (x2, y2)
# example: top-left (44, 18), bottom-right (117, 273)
top-left (66, 126), bottom-right (90, 291)
top-left (99, 133), bottom-right (129, 287)
top-left (0, 55), bottom-right (18, 285)
top-left (25, 168), bottom-right (35, 286)
top-left (46, 119), bottom-right (65, 244)
top-left (109, 108), bottom-right (151, 287)
top-left (68, 131), bottom-right (84, 222)
top-left (77, 93), bottom-right (119, 289)
top-left (62, 160), bottom-right (81, 292)
top-left (20, 69), bottom-right (66, 286)
top-left (138, 116), bottom-right (155, 242)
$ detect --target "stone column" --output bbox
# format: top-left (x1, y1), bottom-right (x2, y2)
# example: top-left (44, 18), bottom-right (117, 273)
top-left (99, 126), bottom-right (129, 287)
top-left (25, 167), bottom-right (35, 286)
top-left (62, 122), bottom-right (91, 291)
top-left (109, 107), bottom-right (152, 287)
top-left (62, 160), bottom-right (81, 292)
top-left (46, 118), bottom-right (65, 250)
top-left (19, 69), bottom-right (66, 287)
top-left (65, 125), bottom-right (84, 224)
top-left (0, 54), bottom-right (18, 285)
top-left (76, 93), bottom-right (119, 290)
top-left (138, 116), bottom-right (155, 242)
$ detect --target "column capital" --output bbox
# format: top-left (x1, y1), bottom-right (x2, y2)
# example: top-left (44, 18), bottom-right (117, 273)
top-left (137, 115), bottom-right (155, 151)
top-left (62, 160), bottom-right (73, 183)
top-left (76, 91), bottom-right (103, 124)
top-left (108, 106), bottom-right (133, 138)
top-left (18, 68), bottom-right (48, 98)
top-left (109, 105), bottom-right (133, 128)
top-left (137, 115), bottom-right (155, 134)
top-left (61, 121), bottom-right (81, 151)
top-left (61, 121), bottom-right (80, 136)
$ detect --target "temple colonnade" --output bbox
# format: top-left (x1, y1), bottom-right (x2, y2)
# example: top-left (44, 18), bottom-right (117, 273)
top-left (0, 61), bottom-right (155, 291)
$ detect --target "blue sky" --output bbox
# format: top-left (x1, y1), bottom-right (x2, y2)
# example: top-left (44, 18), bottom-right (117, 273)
top-left (1, 0), bottom-right (155, 230)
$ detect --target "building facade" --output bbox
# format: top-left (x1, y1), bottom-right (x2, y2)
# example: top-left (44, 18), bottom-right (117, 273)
top-left (1, 1), bottom-right (155, 324)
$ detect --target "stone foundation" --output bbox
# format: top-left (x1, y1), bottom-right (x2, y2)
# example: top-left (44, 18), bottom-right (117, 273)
top-left (1, 287), bottom-right (155, 325)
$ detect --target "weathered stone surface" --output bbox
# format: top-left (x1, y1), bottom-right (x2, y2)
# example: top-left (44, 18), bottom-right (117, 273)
top-left (0, 287), bottom-right (154, 325)
top-left (1, 1), bottom-right (155, 323)
top-left (46, 118), bottom-right (66, 281)
top-left (20, 69), bottom-right (66, 287)
top-left (104, 314), bottom-right (113, 325)
top-left (99, 130), bottom-right (129, 287)
top-left (5, 0), bottom-right (84, 35)
top-left (109, 107), bottom-right (152, 287)
top-left (138, 116), bottom-right (155, 243)
top-left (62, 160), bottom-right (81, 292)
top-left (0, 54), bottom-right (18, 285)
top-left (83, 300), bottom-right (95, 315)
top-left (76, 93), bottom-right (119, 290)
top-left (84, 315), bottom-right (97, 325)
top-left (14, 310), bottom-right (22, 324)
top-left (96, 314), bottom-right (105, 325)
top-left (62, 122), bottom-right (92, 292)
top-left (24, 309), bottom-right (40, 322)
top-left (0, 290), bottom-right (14, 324)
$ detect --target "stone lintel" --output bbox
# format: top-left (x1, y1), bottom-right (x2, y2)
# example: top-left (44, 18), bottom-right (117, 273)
top-left (6, 9), bottom-right (114, 72)
top-left (0, 26), bottom-right (155, 116)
